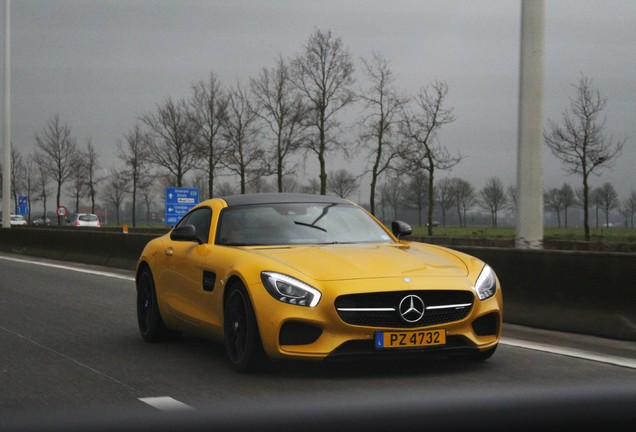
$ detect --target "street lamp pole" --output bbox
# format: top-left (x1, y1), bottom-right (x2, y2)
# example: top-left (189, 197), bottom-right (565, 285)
top-left (515, 0), bottom-right (545, 249)
top-left (2, 0), bottom-right (10, 228)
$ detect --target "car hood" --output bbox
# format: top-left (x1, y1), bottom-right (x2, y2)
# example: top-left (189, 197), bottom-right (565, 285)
top-left (248, 243), bottom-right (468, 281)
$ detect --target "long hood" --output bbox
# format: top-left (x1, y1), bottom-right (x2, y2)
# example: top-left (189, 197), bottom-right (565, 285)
top-left (248, 243), bottom-right (468, 281)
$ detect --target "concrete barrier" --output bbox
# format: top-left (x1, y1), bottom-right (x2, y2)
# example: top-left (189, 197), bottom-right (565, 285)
top-left (1, 227), bottom-right (634, 341)
top-left (450, 246), bottom-right (636, 342)
top-left (0, 227), bottom-right (154, 270)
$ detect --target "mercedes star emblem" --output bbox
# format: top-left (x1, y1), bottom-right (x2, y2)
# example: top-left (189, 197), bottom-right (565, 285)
top-left (399, 294), bottom-right (425, 323)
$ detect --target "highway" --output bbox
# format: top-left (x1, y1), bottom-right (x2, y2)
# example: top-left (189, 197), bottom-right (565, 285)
top-left (1, 252), bottom-right (636, 431)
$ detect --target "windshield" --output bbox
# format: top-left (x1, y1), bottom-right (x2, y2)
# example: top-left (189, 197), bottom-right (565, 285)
top-left (216, 202), bottom-right (393, 246)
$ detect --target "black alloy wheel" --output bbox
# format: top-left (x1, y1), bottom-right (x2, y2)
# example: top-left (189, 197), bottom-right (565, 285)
top-left (137, 267), bottom-right (171, 342)
top-left (224, 284), bottom-right (265, 372)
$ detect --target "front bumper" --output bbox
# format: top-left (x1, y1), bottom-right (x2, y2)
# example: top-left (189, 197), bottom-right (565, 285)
top-left (249, 275), bottom-right (503, 361)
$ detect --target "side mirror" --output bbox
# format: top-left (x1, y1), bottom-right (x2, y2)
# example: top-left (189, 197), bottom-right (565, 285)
top-left (391, 220), bottom-right (412, 239)
top-left (170, 224), bottom-right (202, 244)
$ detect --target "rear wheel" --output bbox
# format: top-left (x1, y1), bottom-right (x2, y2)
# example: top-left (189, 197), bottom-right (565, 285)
top-left (224, 283), bottom-right (265, 372)
top-left (137, 267), bottom-right (171, 342)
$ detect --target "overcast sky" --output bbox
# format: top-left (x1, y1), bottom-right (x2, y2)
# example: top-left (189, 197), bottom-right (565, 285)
top-left (2, 0), bottom-right (635, 202)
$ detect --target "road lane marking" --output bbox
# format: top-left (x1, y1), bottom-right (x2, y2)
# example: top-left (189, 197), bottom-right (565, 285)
top-left (1, 325), bottom-right (139, 392)
top-left (139, 396), bottom-right (196, 412)
top-left (2, 254), bottom-right (196, 411)
top-left (0, 255), bottom-right (135, 281)
top-left (502, 337), bottom-right (636, 369)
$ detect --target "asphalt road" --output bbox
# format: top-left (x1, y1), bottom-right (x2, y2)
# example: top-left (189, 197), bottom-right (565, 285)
top-left (1, 252), bottom-right (636, 431)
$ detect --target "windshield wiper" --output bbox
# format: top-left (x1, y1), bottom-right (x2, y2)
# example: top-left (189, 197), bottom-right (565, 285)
top-left (294, 221), bottom-right (327, 232)
top-left (293, 203), bottom-right (336, 233)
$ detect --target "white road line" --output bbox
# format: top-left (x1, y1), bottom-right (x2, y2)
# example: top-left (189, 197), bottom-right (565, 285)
top-left (1, 325), bottom-right (139, 393)
top-left (139, 396), bottom-right (196, 412)
top-left (0, 255), bottom-right (135, 281)
top-left (502, 337), bottom-right (636, 369)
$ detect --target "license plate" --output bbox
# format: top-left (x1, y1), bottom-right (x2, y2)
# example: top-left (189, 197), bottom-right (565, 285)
top-left (375, 329), bottom-right (446, 349)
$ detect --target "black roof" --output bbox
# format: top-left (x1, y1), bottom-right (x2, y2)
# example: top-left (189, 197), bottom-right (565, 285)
top-left (221, 193), bottom-right (351, 207)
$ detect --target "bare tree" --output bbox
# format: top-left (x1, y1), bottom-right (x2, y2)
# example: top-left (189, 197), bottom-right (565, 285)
top-left (559, 183), bottom-right (575, 228)
top-left (590, 187), bottom-right (603, 229)
top-left (138, 180), bottom-right (157, 225)
top-left (478, 177), bottom-right (508, 228)
top-left (435, 177), bottom-right (455, 227)
top-left (301, 178), bottom-right (321, 195)
top-left (291, 28), bottom-right (356, 195)
top-left (102, 168), bottom-right (130, 226)
top-left (403, 171), bottom-right (429, 227)
top-left (358, 52), bottom-right (407, 215)
top-left (327, 169), bottom-right (358, 198)
top-left (280, 176), bottom-right (301, 193)
top-left (621, 191), bottom-right (636, 228)
top-left (84, 140), bottom-right (101, 214)
top-left (23, 156), bottom-right (37, 222)
top-left (216, 181), bottom-right (239, 197)
top-left (35, 115), bottom-right (78, 224)
top-left (399, 81), bottom-right (461, 234)
top-left (544, 75), bottom-right (626, 240)
top-left (189, 72), bottom-right (228, 199)
top-left (247, 176), bottom-right (276, 194)
top-left (222, 81), bottom-right (264, 194)
top-left (118, 123), bottom-right (153, 227)
top-left (379, 175), bottom-right (405, 222)
top-left (450, 177), bottom-right (475, 228)
top-left (595, 182), bottom-right (618, 227)
top-left (506, 185), bottom-right (517, 216)
top-left (545, 187), bottom-right (565, 227)
top-left (251, 55), bottom-right (308, 192)
top-left (142, 97), bottom-right (198, 187)
top-left (66, 155), bottom-right (87, 214)
top-left (32, 154), bottom-right (50, 220)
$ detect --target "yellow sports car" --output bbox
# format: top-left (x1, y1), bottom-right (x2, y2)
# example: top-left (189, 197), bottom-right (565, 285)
top-left (136, 193), bottom-right (503, 371)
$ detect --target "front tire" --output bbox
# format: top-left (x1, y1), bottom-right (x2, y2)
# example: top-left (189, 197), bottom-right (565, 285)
top-left (137, 266), bottom-right (171, 342)
top-left (223, 283), bottom-right (265, 372)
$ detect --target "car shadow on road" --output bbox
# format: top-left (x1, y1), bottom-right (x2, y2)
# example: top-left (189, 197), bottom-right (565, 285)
top-left (264, 355), bottom-right (495, 380)
top-left (137, 333), bottom-right (496, 380)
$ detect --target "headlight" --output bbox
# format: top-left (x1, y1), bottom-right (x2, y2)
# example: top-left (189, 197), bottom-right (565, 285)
top-left (473, 264), bottom-right (497, 300)
top-left (261, 272), bottom-right (321, 307)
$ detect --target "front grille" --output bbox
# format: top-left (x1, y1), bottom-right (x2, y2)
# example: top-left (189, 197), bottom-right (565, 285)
top-left (335, 290), bottom-right (474, 328)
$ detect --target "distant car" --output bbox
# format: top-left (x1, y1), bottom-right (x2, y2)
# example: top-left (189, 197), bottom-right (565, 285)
top-left (136, 193), bottom-right (503, 372)
top-left (9, 215), bottom-right (28, 226)
top-left (32, 216), bottom-right (52, 226)
top-left (67, 213), bottom-right (101, 227)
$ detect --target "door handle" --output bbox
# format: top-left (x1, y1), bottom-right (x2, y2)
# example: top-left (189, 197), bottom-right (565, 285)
top-left (165, 248), bottom-right (174, 256)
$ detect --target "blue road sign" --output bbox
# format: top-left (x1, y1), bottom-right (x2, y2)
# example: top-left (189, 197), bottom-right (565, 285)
top-left (165, 187), bottom-right (199, 226)
top-left (17, 196), bottom-right (28, 216)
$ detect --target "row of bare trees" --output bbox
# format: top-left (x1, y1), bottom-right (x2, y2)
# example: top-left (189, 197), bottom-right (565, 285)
top-left (1, 31), bottom-right (629, 239)
top-left (7, 28), bottom-right (464, 228)
top-left (375, 173), bottom-right (636, 230)
top-left (545, 182), bottom-right (636, 229)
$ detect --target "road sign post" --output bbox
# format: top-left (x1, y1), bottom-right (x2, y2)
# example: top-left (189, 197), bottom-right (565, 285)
top-left (165, 187), bottom-right (199, 226)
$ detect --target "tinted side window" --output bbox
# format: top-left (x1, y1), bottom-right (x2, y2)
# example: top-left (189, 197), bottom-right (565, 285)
top-left (180, 207), bottom-right (212, 244)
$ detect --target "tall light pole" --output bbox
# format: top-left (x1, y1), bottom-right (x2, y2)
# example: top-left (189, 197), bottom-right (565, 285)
top-left (2, 0), bottom-right (10, 228)
top-left (515, 0), bottom-right (545, 249)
